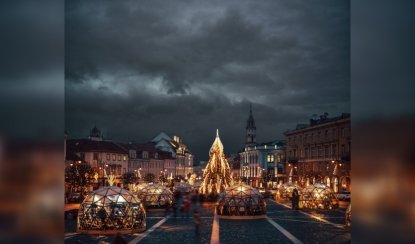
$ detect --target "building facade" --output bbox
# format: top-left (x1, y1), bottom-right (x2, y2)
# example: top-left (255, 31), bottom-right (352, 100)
top-left (119, 143), bottom-right (176, 182)
top-left (152, 132), bottom-right (194, 177)
top-left (227, 154), bottom-right (241, 180)
top-left (239, 106), bottom-right (286, 187)
top-left (65, 125), bottom-right (129, 187)
top-left (285, 113), bottom-right (351, 192)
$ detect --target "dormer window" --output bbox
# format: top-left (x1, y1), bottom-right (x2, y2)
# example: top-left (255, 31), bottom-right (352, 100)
top-left (142, 151), bottom-right (149, 159)
top-left (155, 152), bottom-right (158, 159)
top-left (130, 150), bottom-right (136, 159)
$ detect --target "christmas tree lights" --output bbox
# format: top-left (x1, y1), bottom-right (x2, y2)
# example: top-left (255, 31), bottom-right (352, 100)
top-left (200, 129), bottom-right (233, 195)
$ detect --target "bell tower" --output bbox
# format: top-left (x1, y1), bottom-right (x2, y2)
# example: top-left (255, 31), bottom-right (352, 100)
top-left (245, 104), bottom-right (256, 147)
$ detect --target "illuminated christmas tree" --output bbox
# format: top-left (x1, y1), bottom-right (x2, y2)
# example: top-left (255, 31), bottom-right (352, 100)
top-left (200, 129), bottom-right (233, 195)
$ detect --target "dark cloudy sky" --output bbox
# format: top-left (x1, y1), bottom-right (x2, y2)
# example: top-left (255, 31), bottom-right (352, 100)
top-left (65, 0), bottom-right (350, 161)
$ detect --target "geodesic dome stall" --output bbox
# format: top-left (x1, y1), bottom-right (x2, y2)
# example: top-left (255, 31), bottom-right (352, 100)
top-left (277, 182), bottom-right (301, 200)
top-left (174, 182), bottom-right (193, 194)
top-left (77, 186), bottom-right (146, 234)
top-left (299, 183), bottom-right (339, 209)
top-left (132, 183), bottom-right (148, 194)
top-left (216, 183), bottom-right (266, 216)
top-left (137, 184), bottom-right (173, 208)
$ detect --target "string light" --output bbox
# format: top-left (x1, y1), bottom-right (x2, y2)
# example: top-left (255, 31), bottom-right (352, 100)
top-left (200, 129), bottom-right (233, 195)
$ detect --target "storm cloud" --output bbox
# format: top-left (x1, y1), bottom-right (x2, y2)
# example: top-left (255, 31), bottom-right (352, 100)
top-left (65, 0), bottom-right (350, 161)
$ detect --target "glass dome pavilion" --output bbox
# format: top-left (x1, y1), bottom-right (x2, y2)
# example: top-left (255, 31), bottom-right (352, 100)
top-left (77, 186), bottom-right (146, 234)
top-left (216, 183), bottom-right (266, 216)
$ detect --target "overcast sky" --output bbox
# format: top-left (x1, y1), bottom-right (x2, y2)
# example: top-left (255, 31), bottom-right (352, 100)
top-left (65, 0), bottom-right (350, 161)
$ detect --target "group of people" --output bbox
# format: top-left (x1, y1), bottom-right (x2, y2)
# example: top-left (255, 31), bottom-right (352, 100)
top-left (168, 190), bottom-right (202, 235)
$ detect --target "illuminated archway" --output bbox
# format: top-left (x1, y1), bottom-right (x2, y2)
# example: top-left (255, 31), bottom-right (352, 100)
top-left (332, 177), bottom-right (339, 193)
top-left (324, 176), bottom-right (330, 187)
top-left (340, 176), bottom-right (351, 191)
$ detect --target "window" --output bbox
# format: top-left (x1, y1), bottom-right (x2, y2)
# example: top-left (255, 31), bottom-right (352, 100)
top-left (325, 145), bottom-right (329, 157)
top-left (267, 154), bottom-right (274, 163)
top-left (155, 153), bottom-right (158, 159)
top-left (93, 153), bottom-right (99, 160)
top-left (106, 154), bottom-right (110, 160)
top-left (117, 167), bottom-right (121, 175)
top-left (341, 144), bottom-right (345, 154)
top-left (332, 144), bottom-right (337, 157)
top-left (143, 151), bottom-right (149, 159)
top-left (325, 130), bottom-right (328, 140)
top-left (112, 154), bottom-right (116, 161)
top-left (80, 152), bottom-right (85, 160)
top-left (117, 155), bottom-right (121, 161)
top-left (123, 168), bottom-right (126, 174)
top-left (123, 155), bottom-right (127, 161)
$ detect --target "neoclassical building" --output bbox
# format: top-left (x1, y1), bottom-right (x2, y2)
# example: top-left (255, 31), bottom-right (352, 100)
top-left (239, 105), bottom-right (286, 187)
top-left (285, 113), bottom-right (351, 192)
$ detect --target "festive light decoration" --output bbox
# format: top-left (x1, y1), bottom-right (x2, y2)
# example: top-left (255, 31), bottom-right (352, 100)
top-left (277, 182), bottom-right (302, 200)
top-left (131, 182), bottom-right (148, 194)
top-left (299, 183), bottom-right (339, 209)
top-left (137, 183), bottom-right (173, 208)
top-left (200, 129), bottom-right (233, 195)
top-left (216, 183), bottom-right (266, 216)
top-left (77, 186), bottom-right (146, 234)
top-left (188, 173), bottom-right (197, 185)
top-left (107, 174), bottom-right (116, 186)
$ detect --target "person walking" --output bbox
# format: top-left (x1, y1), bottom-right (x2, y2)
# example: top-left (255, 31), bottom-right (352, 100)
top-left (172, 200), bottom-right (178, 218)
top-left (183, 197), bottom-right (191, 217)
top-left (193, 208), bottom-right (201, 235)
top-left (292, 188), bottom-right (299, 210)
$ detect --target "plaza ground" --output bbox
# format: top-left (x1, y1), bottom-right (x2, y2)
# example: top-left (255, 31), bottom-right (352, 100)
top-left (65, 199), bottom-right (350, 244)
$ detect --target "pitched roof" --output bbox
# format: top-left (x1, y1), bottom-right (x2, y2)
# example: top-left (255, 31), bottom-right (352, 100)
top-left (66, 139), bottom-right (127, 154)
top-left (118, 142), bottom-right (175, 160)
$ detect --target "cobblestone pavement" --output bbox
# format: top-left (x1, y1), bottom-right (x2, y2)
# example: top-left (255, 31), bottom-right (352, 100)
top-left (65, 200), bottom-right (350, 243)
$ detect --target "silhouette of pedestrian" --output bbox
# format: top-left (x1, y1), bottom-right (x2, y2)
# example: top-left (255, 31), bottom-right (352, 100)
top-left (292, 188), bottom-right (299, 210)
top-left (172, 200), bottom-right (178, 218)
top-left (112, 232), bottom-right (126, 244)
top-left (193, 209), bottom-right (201, 235)
top-left (183, 197), bottom-right (191, 217)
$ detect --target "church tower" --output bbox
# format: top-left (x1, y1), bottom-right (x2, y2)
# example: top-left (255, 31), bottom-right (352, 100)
top-left (245, 104), bottom-right (256, 147)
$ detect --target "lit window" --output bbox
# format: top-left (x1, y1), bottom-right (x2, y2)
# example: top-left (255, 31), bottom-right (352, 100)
top-left (123, 155), bottom-right (127, 161)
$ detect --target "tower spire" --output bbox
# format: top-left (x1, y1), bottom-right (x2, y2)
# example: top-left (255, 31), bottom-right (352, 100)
top-left (245, 104), bottom-right (256, 147)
